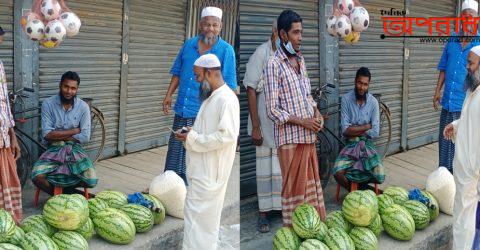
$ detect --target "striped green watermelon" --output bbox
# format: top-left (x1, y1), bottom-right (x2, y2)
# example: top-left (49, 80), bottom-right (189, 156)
top-left (324, 227), bottom-right (355, 250)
top-left (21, 231), bottom-right (59, 250)
top-left (326, 210), bottom-right (352, 232)
top-left (349, 227), bottom-right (378, 250)
top-left (88, 198), bottom-right (109, 218)
top-left (20, 215), bottom-right (57, 237)
top-left (421, 191), bottom-right (440, 221)
top-left (315, 220), bottom-right (328, 241)
top-left (363, 190), bottom-right (379, 212)
top-left (119, 204), bottom-right (154, 233)
top-left (381, 204), bottom-right (415, 241)
top-left (51, 231), bottom-right (88, 250)
top-left (141, 194), bottom-right (166, 224)
top-left (96, 190), bottom-right (128, 209)
top-left (0, 243), bottom-right (22, 250)
top-left (378, 194), bottom-right (395, 214)
top-left (367, 214), bottom-right (383, 237)
top-left (43, 194), bottom-right (89, 230)
top-left (273, 227), bottom-right (301, 250)
top-left (342, 190), bottom-right (378, 226)
top-left (74, 217), bottom-right (94, 240)
top-left (299, 239), bottom-right (329, 250)
top-left (0, 210), bottom-right (15, 243)
top-left (402, 200), bottom-right (430, 230)
top-left (7, 226), bottom-right (24, 246)
top-left (93, 208), bottom-right (136, 244)
top-left (292, 203), bottom-right (322, 239)
top-left (384, 187), bottom-right (409, 205)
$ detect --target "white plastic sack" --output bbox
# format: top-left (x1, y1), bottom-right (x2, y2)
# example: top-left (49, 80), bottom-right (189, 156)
top-left (149, 170), bottom-right (186, 219)
top-left (426, 167), bottom-right (456, 215)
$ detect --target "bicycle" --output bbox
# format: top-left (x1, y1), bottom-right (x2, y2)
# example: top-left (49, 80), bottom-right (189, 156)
top-left (9, 87), bottom-right (107, 187)
top-left (313, 83), bottom-right (392, 189)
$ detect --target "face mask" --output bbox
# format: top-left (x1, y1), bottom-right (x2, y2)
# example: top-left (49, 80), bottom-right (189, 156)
top-left (199, 80), bottom-right (212, 101)
top-left (277, 37), bottom-right (298, 56)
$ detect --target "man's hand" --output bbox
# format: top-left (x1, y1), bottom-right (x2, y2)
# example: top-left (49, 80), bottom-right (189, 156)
top-left (443, 123), bottom-right (454, 140)
top-left (301, 118), bottom-right (322, 132)
top-left (175, 127), bottom-right (192, 142)
top-left (433, 91), bottom-right (441, 111)
top-left (314, 109), bottom-right (324, 130)
top-left (163, 95), bottom-right (173, 115)
top-left (11, 139), bottom-right (21, 161)
top-left (251, 127), bottom-right (263, 146)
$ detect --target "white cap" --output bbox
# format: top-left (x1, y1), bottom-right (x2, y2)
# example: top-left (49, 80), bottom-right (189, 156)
top-left (201, 7), bottom-right (223, 20)
top-left (273, 19), bottom-right (277, 29)
top-left (194, 54), bottom-right (221, 68)
top-left (470, 45), bottom-right (480, 56)
top-left (462, 0), bottom-right (478, 12)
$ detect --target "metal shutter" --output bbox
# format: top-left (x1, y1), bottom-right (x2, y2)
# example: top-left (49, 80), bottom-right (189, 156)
top-left (0, 0), bottom-right (14, 83)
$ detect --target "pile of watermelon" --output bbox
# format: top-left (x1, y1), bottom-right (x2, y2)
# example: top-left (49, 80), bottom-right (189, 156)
top-left (273, 187), bottom-right (440, 249)
top-left (0, 190), bottom-right (166, 249)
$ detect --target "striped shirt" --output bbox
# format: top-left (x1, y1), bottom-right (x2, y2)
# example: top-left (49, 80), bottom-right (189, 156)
top-left (264, 48), bottom-right (317, 147)
top-left (0, 61), bottom-right (15, 148)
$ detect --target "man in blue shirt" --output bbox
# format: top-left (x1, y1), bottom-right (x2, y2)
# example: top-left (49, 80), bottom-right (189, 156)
top-left (162, 7), bottom-right (237, 184)
top-left (31, 71), bottom-right (97, 196)
top-left (434, 1), bottom-right (479, 173)
top-left (333, 67), bottom-right (384, 191)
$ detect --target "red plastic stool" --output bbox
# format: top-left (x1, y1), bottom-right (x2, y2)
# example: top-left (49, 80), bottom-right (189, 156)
top-left (336, 182), bottom-right (379, 202)
top-left (34, 186), bottom-right (90, 207)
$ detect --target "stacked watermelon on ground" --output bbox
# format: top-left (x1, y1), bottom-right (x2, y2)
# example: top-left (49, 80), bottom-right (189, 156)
top-left (0, 210), bottom-right (15, 243)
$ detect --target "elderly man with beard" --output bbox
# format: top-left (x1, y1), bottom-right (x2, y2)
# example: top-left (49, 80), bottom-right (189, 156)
top-left (162, 6), bottom-right (236, 185)
top-left (444, 45), bottom-right (480, 250)
top-left (434, 0), bottom-right (480, 174)
top-left (175, 54), bottom-right (239, 250)
top-left (333, 67), bottom-right (384, 192)
top-left (31, 71), bottom-right (97, 196)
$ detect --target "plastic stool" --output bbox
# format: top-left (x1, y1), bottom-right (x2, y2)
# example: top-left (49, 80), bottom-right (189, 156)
top-left (336, 182), bottom-right (379, 202)
top-left (34, 186), bottom-right (90, 207)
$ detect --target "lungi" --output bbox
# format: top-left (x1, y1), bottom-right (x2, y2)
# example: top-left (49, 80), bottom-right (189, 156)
top-left (256, 146), bottom-right (282, 212)
top-left (0, 147), bottom-right (22, 224)
top-left (278, 143), bottom-right (326, 226)
top-left (439, 108), bottom-right (461, 173)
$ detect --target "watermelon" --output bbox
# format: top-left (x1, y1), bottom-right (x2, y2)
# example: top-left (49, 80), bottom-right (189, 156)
top-left (51, 231), bottom-right (88, 250)
top-left (299, 239), bottom-right (329, 250)
top-left (292, 203), bottom-right (322, 239)
top-left (93, 208), bottom-right (136, 244)
top-left (7, 227), bottom-right (24, 246)
top-left (141, 194), bottom-right (166, 224)
top-left (88, 198), bottom-right (109, 218)
top-left (21, 231), bottom-right (59, 250)
top-left (363, 190), bottom-right (379, 212)
top-left (74, 217), bottom-right (94, 240)
top-left (421, 191), bottom-right (440, 221)
top-left (0, 210), bottom-right (15, 243)
top-left (324, 227), bottom-right (355, 250)
top-left (326, 210), bottom-right (352, 232)
top-left (315, 220), bottom-right (328, 241)
top-left (119, 204), bottom-right (154, 233)
top-left (378, 194), bottom-right (395, 214)
top-left (43, 194), bottom-right (89, 230)
top-left (96, 190), bottom-right (128, 209)
top-left (367, 214), bottom-right (383, 237)
top-left (384, 186), bottom-right (409, 205)
top-left (402, 200), bottom-right (430, 230)
top-left (20, 215), bottom-right (57, 237)
top-left (0, 243), bottom-right (22, 250)
top-left (349, 227), bottom-right (378, 250)
top-left (273, 227), bottom-right (301, 250)
top-left (381, 204), bottom-right (415, 241)
top-left (342, 190), bottom-right (378, 226)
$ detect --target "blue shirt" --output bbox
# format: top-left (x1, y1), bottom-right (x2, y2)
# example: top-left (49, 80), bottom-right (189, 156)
top-left (340, 90), bottom-right (380, 139)
top-left (437, 33), bottom-right (480, 112)
top-left (170, 36), bottom-right (237, 118)
top-left (41, 95), bottom-right (91, 144)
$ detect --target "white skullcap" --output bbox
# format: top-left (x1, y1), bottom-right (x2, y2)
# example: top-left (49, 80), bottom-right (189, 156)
top-left (194, 54), bottom-right (221, 68)
top-left (462, 0), bottom-right (478, 12)
top-left (273, 19), bottom-right (277, 28)
top-left (470, 45), bottom-right (480, 57)
top-left (201, 7), bottom-right (223, 20)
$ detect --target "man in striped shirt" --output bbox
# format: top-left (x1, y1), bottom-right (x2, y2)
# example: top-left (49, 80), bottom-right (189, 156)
top-left (264, 10), bottom-right (326, 226)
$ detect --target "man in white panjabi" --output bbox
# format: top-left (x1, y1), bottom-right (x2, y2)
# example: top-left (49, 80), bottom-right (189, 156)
top-left (444, 45), bottom-right (480, 250)
top-left (175, 53), bottom-right (239, 250)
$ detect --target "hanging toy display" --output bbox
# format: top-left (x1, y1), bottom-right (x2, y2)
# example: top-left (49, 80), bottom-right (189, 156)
top-left (21, 0), bottom-right (81, 49)
top-left (327, 0), bottom-right (370, 45)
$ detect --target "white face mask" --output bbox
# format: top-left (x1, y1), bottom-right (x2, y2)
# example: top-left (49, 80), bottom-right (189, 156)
top-left (276, 37), bottom-right (299, 56)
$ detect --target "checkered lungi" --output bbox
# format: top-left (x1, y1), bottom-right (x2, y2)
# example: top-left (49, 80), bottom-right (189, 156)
top-left (438, 109), bottom-right (461, 173)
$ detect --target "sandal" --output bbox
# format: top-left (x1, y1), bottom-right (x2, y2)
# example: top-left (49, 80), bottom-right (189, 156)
top-left (257, 216), bottom-right (270, 233)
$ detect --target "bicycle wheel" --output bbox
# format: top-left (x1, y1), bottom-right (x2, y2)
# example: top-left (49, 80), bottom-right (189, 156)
top-left (376, 102), bottom-right (392, 159)
top-left (15, 134), bottom-right (31, 188)
top-left (317, 131), bottom-right (334, 189)
top-left (83, 107), bottom-right (106, 163)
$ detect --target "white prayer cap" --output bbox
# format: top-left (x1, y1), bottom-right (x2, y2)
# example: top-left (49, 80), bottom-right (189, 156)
top-left (194, 54), bottom-right (221, 68)
top-left (470, 45), bottom-right (480, 57)
top-left (201, 7), bottom-right (223, 20)
top-left (462, 0), bottom-right (478, 13)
